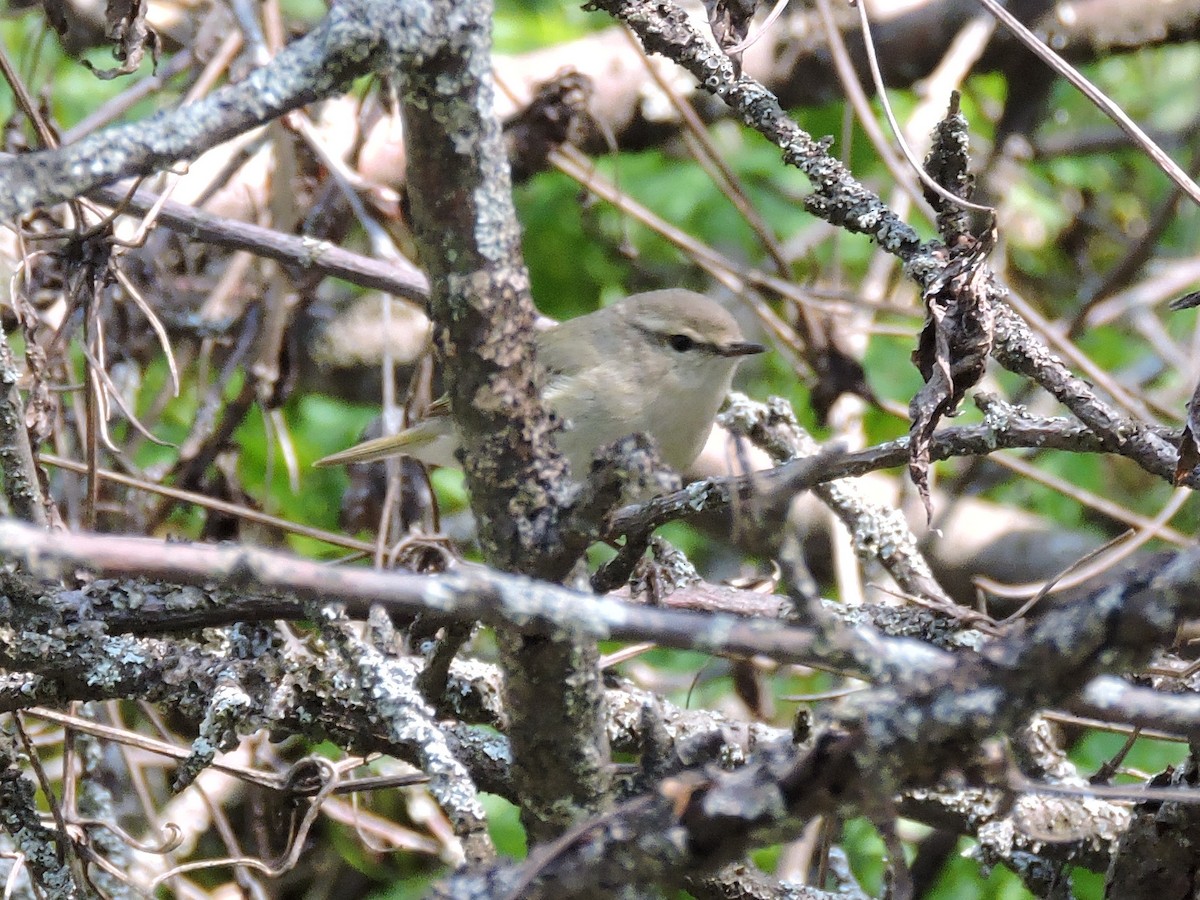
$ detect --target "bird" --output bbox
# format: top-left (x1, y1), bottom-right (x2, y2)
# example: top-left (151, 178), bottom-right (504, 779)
top-left (314, 289), bottom-right (765, 476)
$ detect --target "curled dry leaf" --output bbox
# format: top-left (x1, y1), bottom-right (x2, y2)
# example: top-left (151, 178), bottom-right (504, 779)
top-left (908, 93), bottom-right (996, 520)
top-left (1175, 377), bottom-right (1200, 485)
top-left (83, 0), bottom-right (162, 80)
top-left (909, 230), bottom-right (996, 520)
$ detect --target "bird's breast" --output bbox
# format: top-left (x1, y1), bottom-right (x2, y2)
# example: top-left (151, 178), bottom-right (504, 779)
top-left (546, 361), bottom-right (736, 473)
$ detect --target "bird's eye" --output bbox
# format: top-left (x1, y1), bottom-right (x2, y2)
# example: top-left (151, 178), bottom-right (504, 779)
top-left (668, 334), bottom-right (696, 352)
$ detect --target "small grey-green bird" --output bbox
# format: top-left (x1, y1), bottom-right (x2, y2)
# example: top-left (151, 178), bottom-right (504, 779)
top-left (315, 289), bottom-right (764, 474)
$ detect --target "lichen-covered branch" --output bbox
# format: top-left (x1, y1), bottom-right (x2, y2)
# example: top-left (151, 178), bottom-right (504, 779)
top-left (434, 544), bottom-right (1200, 896)
top-left (6, 521), bottom-right (1196, 893)
top-left (397, 0), bottom-right (611, 844)
top-left (0, 521), bottom-right (828, 666)
top-left (0, 0), bottom-right (397, 219)
top-left (593, 0), bottom-right (1186, 491)
top-left (586, 0), bottom-right (923, 260)
top-left (0, 328), bottom-right (47, 525)
top-left (0, 726), bottom-right (80, 897)
top-left (721, 394), bottom-right (953, 606)
top-left (606, 395), bottom-right (1174, 539)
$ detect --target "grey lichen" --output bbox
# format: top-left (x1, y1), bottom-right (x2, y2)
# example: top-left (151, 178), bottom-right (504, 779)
top-left (0, 727), bottom-right (79, 898)
top-left (354, 643), bottom-right (490, 858)
top-left (176, 677), bottom-right (256, 790)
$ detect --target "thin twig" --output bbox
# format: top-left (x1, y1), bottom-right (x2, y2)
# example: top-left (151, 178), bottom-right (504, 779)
top-left (975, 0), bottom-right (1200, 209)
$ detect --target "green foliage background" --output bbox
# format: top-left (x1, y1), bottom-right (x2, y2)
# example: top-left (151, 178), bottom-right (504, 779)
top-left (1, 0), bottom-right (1197, 895)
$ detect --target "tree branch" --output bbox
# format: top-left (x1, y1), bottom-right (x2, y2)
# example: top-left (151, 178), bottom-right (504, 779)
top-left (435, 543), bottom-right (1200, 896)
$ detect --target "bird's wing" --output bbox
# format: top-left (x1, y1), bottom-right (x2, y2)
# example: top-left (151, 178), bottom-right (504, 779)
top-left (313, 416), bottom-right (459, 468)
top-left (424, 395), bottom-right (453, 418)
top-left (317, 320), bottom-right (610, 470)
top-left (536, 317), bottom-right (612, 381)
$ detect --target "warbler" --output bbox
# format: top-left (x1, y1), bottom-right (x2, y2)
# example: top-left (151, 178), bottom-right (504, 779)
top-left (315, 289), bottom-right (765, 474)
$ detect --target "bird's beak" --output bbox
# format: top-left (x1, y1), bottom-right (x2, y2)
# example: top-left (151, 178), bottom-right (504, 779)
top-left (719, 341), bottom-right (767, 358)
